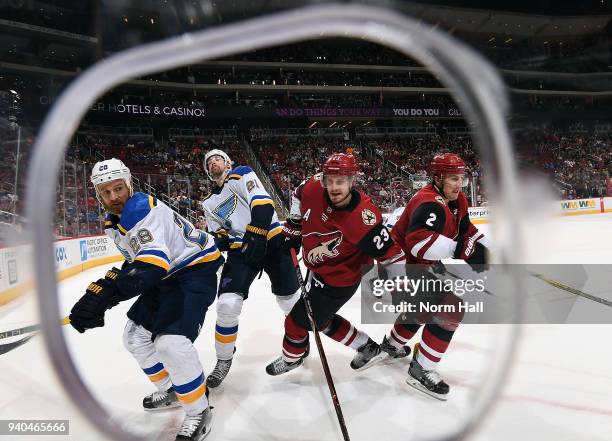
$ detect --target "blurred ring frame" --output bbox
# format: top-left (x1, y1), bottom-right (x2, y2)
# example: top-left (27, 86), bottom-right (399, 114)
top-left (26, 4), bottom-right (525, 441)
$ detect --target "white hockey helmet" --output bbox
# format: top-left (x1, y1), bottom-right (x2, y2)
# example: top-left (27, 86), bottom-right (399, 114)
top-left (204, 149), bottom-right (232, 180)
top-left (90, 158), bottom-right (133, 201)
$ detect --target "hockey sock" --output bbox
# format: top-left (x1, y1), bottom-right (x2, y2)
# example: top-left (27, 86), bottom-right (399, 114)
top-left (123, 320), bottom-right (172, 391)
top-left (154, 334), bottom-right (209, 416)
top-left (416, 323), bottom-right (455, 371)
top-left (215, 323), bottom-right (238, 360)
top-left (215, 293), bottom-right (243, 360)
top-left (321, 314), bottom-right (369, 350)
top-left (275, 289), bottom-right (301, 316)
top-left (142, 362), bottom-right (172, 391)
top-left (282, 314), bottom-right (309, 362)
top-left (388, 322), bottom-right (421, 350)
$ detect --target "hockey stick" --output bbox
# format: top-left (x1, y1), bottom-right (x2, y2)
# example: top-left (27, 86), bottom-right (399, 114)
top-left (289, 248), bottom-right (350, 441)
top-left (0, 334), bottom-right (35, 355)
top-left (0, 323), bottom-right (42, 341)
top-left (529, 272), bottom-right (612, 309)
top-left (0, 316), bottom-right (71, 340)
top-left (0, 317), bottom-right (71, 356)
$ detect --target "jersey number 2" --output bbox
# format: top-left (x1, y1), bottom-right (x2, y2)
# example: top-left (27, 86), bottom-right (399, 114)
top-left (174, 213), bottom-right (208, 249)
top-left (426, 213), bottom-right (437, 227)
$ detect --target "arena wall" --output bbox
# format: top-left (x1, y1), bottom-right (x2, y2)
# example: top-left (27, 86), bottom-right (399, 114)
top-left (0, 235), bottom-right (123, 306)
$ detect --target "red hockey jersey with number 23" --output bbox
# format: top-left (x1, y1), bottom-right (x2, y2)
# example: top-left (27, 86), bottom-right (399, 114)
top-left (293, 174), bottom-right (400, 287)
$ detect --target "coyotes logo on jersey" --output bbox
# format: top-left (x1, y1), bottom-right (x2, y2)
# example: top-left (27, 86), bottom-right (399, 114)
top-left (302, 231), bottom-right (343, 265)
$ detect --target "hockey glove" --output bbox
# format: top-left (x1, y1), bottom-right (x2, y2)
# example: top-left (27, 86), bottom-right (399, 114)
top-left (282, 218), bottom-right (302, 254)
top-left (69, 278), bottom-right (120, 333)
top-left (105, 266), bottom-right (121, 281)
top-left (453, 236), bottom-right (488, 273)
top-left (212, 229), bottom-right (230, 252)
top-left (241, 224), bottom-right (268, 263)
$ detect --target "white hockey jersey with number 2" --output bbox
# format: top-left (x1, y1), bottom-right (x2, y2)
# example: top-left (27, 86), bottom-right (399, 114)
top-left (201, 166), bottom-right (283, 249)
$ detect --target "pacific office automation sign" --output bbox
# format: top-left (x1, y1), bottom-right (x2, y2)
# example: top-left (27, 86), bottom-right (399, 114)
top-left (91, 102), bottom-right (206, 118)
top-left (274, 107), bottom-right (463, 118)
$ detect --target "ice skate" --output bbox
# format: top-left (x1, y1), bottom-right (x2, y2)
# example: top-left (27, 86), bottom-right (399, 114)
top-left (350, 338), bottom-right (386, 370)
top-left (175, 407), bottom-right (212, 441)
top-left (265, 356), bottom-right (304, 376)
top-left (302, 341), bottom-right (310, 359)
top-left (206, 358), bottom-right (232, 388)
top-left (143, 387), bottom-right (180, 411)
top-left (406, 346), bottom-right (449, 400)
top-left (380, 335), bottom-right (411, 359)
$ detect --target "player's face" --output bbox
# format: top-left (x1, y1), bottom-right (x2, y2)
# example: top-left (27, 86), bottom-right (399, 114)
top-left (324, 175), bottom-right (352, 207)
top-left (442, 173), bottom-right (465, 201)
top-left (207, 155), bottom-right (228, 180)
top-left (97, 179), bottom-right (130, 214)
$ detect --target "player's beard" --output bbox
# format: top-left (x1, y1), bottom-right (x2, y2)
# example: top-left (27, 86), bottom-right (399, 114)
top-left (209, 164), bottom-right (226, 181)
top-left (328, 189), bottom-right (352, 207)
top-left (443, 185), bottom-right (460, 201)
top-left (102, 200), bottom-right (125, 215)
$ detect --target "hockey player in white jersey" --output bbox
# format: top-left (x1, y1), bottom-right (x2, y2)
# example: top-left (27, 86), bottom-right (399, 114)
top-left (385, 206), bottom-right (405, 229)
top-left (69, 159), bottom-right (222, 441)
top-left (201, 149), bottom-right (302, 388)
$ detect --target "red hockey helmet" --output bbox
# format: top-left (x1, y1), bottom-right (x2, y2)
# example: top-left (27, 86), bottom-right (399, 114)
top-left (429, 153), bottom-right (466, 177)
top-left (323, 153), bottom-right (359, 177)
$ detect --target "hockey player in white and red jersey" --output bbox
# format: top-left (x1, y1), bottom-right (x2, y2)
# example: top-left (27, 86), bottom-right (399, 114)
top-left (265, 153), bottom-right (407, 376)
top-left (382, 152), bottom-right (489, 400)
top-left (201, 149), bottom-right (302, 388)
top-left (69, 159), bottom-right (222, 441)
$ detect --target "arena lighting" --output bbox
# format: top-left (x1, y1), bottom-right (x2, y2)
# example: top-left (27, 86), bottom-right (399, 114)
top-left (27, 5), bottom-right (522, 441)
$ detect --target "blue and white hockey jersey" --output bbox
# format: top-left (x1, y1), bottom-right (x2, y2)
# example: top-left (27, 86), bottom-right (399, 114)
top-left (105, 192), bottom-right (222, 277)
top-left (201, 166), bottom-right (283, 249)
top-left (384, 206), bottom-right (405, 229)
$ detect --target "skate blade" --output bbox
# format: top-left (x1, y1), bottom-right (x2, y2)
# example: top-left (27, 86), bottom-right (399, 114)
top-left (352, 351), bottom-right (387, 371)
top-left (378, 353), bottom-right (411, 367)
top-left (266, 359), bottom-right (303, 376)
top-left (198, 424), bottom-right (212, 441)
top-left (405, 376), bottom-right (448, 401)
top-left (192, 410), bottom-right (213, 441)
top-left (143, 402), bottom-right (181, 412)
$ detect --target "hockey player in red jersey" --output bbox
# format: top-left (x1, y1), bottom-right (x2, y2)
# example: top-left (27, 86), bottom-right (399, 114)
top-left (381, 152), bottom-right (489, 400)
top-left (266, 153), bottom-right (406, 376)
